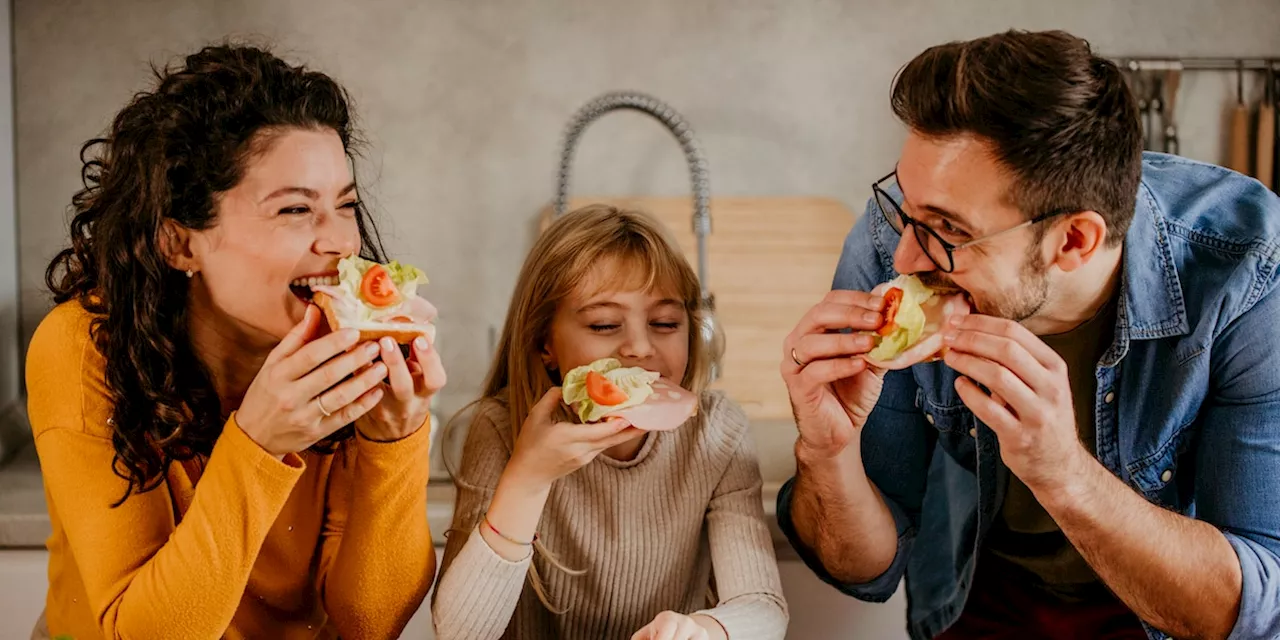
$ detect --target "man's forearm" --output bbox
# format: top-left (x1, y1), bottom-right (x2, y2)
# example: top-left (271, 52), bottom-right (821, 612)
top-left (1038, 456), bottom-right (1242, 640)
top-left (790, 439), bottom-right (901, 584)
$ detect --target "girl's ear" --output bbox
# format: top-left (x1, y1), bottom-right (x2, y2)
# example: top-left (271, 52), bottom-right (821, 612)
top-left (540, 339), bottom-right (557, 371)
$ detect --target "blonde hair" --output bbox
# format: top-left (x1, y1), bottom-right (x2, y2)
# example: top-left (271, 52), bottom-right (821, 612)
top-left (445, 203), bottom-right (709, 611)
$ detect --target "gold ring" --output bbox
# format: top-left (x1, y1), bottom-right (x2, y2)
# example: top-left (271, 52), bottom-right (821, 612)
top-left (791, 348), bottom-right (807, 368)
top-left (316, 396), bottom-right (332, 418)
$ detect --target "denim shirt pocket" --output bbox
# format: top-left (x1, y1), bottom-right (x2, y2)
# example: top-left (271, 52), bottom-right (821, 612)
top-left (1124, 418), bottom-right (1197, 510)
top-left (918, 388), bottom-right (979, 471)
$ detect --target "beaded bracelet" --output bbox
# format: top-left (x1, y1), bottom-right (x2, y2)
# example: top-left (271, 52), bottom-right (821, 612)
top-left (483, 512), bottom-right (537, 546)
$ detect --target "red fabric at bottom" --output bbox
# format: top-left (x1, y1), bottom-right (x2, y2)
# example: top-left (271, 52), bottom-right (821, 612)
top-left (934, 555), bottom-right (1149, 640)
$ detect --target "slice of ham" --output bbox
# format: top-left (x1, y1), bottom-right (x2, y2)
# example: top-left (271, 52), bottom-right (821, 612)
top-left (578, 378), bottom-right (698, 432)
top-left (863, 289), bottom-right (971, 370)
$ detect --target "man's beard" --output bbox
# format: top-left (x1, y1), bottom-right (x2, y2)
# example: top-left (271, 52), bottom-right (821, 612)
top-left (917, 245), bottom-right (1049, 322)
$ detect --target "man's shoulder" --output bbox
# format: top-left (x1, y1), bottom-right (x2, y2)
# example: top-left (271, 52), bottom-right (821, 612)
top-left (832, 196), bottom-right (897, 293)
top-left (1140, 153), bottom-right (1280, 324)
top-left (1141, 153), bottom-right (1280, 250)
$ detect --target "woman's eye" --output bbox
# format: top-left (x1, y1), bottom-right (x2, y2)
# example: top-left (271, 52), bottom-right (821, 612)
top-left (339, 200), bottom-right (361, 214)
top-left (588, 324), bottom-right (620, 333)
top-left (279, 206), bottom-right (311, 215)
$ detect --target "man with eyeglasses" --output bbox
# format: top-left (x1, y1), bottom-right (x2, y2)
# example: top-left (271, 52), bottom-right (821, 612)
top-left (776, 29), bottom-right (1280, 640)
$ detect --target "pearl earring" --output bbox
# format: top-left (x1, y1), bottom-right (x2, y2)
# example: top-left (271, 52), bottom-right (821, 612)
top-left (185, 270), bottom-right (194, 278)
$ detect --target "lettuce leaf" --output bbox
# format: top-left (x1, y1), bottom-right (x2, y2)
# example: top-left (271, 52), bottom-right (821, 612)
top-left (866, 274), bottom-right (935, 361)
top-left (333, 255), bottom-right (428, 322)
top-left (561, 358), bottom-right (660, 422)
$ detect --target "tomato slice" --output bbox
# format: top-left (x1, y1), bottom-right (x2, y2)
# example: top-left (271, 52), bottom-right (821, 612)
top-left (877, 287), bottom-right (904, 336)
top-left (585, 371), bottom-right (629, 406)
top-left (360, 265), bottom-right (401, 308)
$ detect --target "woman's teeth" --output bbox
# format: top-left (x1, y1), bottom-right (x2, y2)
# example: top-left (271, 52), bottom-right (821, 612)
top-left (289, 276), bottom-right (339, 287)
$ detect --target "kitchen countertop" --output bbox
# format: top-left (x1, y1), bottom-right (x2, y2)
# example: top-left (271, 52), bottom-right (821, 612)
top-left (0, 419), bottom-right (803, 557)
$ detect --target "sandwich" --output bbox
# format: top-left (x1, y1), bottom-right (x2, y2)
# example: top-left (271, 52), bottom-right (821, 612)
top-left (300, 255), bottom-right (438, 344)
top-left (560, 358), bottom-right (697, 431)
top-left (862, 274), bottom-right (970, 370)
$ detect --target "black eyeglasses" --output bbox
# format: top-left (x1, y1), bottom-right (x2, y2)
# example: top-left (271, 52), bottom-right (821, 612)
top-left (871, 171), bottom-right (1075, 273)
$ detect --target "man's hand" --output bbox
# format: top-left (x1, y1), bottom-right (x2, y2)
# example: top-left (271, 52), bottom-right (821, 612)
top-left (941, 314), bottom-right (1091, 496)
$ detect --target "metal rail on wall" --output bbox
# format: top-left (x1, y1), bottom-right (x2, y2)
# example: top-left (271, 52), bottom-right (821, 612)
top-left (1109, 56), bottom-right (1278, 188)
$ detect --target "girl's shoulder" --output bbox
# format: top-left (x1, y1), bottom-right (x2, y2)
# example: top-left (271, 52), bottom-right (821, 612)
top-left (681, 389), bottom-right (754, 455)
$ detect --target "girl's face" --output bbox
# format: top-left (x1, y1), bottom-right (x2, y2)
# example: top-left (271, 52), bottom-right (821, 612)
top-left (543, 260), bottom-right (691, 384)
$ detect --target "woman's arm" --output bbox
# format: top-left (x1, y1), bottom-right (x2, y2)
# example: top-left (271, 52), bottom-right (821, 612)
top-left (315, 416), bottom-right (435, 639)
top-left (692, 400), bottom-right (790, 639)
top-left (33, 418), bottom-right (303, 639)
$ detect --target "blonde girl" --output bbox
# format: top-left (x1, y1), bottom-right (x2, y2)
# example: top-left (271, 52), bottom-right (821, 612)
top-left (431, 205), bottom-right (787, 639)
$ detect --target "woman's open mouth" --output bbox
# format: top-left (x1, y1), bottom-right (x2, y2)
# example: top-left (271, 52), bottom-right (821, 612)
top-left (289, 274), bottom-right (339, 302)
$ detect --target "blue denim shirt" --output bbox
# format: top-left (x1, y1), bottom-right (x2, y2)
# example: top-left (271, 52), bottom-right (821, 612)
top-left (776, 152), bottom-right (1280, 640)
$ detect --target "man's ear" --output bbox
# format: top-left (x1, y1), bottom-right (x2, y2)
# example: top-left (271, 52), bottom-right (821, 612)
top-left (1051, 211), bottom-right (1108, 273)
top-left (159, 219), bottom-right (197, 274)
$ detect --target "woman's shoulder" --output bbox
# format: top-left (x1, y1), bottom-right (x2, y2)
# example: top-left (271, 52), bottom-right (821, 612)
top-left (26, 299), bottom-right (111, 438)
top-left (28, 299), bottom-right (99, 358)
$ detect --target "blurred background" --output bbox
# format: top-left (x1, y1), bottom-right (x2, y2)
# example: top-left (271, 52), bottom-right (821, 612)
top-left (1, 1), bottom-right (1277, 637)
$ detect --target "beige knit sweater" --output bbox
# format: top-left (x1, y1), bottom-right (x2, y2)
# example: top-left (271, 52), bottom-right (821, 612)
top-left (431, 390), bottom-right (788, 639)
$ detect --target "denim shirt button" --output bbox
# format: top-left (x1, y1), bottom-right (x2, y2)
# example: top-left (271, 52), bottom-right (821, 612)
top-left (968, 427), bottom-right (977, 438)
top-left (925, 413), bottom-right (935, 425)
top-left (1160, 469), bottom-right (1173, 483)
top-left (1104, 391), bottom-right (1115, 404)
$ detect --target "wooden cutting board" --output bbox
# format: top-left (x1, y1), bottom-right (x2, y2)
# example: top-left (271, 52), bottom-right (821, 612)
top-left (539, 196), bottom-right (860, 421)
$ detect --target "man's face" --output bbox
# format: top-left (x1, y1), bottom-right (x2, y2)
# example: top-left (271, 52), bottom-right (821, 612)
top-left (890, 132), bottom-right (1052, 321)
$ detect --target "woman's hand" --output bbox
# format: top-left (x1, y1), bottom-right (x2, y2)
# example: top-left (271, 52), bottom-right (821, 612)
top-left (355, 336), bottom-right (446, 442)
top-left (237, 305), bottom-right (387, 457)
top-left (631, 612), bottom-right (726, 640)
top-left (504, 388), bottom-right (642, 489)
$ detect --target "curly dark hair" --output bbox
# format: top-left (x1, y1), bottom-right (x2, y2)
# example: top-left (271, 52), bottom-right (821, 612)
top-left (44, 43), bottom-right (386, 505)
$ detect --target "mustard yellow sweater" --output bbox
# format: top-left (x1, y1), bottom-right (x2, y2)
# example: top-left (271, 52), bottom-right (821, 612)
top-left (26, 301), bottom-right (435, 639)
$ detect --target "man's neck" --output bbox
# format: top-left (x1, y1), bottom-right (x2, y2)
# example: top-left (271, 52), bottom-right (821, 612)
top-left (1023, 247), bottom-right (1124, 336)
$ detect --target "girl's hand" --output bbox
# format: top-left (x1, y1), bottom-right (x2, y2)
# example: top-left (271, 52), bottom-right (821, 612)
top-left (631, 612), bottom-right (726, 640)
top-left (237, 305), bottom-right (387, 457)
top-left (506, 387), bottom-right (642, 488)
top-left (356, 336), bottom-right (447, 442)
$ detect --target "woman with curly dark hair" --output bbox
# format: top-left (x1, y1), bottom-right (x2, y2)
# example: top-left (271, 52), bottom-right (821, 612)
top-left (25, 43), bottom-right (445, 640)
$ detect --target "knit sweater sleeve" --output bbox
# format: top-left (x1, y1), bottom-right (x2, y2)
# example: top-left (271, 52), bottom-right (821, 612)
top-left (431, 401), bottom-right (531, 640)
top-left (693, 395), bottom-right (790, 639)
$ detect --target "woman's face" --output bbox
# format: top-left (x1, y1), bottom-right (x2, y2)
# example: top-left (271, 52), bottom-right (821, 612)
top-left (186, 127), bottom-right (361, 345)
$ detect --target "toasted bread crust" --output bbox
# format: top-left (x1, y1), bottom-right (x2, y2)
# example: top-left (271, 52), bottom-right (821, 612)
top-left (313, 291), bottom-right (433, 344)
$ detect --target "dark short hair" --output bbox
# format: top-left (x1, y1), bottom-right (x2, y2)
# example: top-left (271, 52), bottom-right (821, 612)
top-left (891, 29), bottom-right (1143, 246)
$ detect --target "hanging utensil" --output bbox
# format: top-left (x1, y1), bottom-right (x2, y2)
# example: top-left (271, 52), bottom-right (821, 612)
top-left (1127, 63), bottom-right (1153, 150)
top-left (1148, 72), bottom-right (1165, 152)
top-left (1160, 66), bottom-right (1182, 154)
top-left (551, 91), bottom-right (726, 381)
top-left (1257, 66), bottom-right (1275, 190)
top-left (1229, 60), bottom-right (1251, 174)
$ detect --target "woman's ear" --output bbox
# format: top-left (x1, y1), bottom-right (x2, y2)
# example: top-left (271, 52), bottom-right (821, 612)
top-left (159, 219), bottom-right (198, 274)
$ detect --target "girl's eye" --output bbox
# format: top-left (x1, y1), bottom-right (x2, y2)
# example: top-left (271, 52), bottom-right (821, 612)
top-left (589, 324), bottom-right (620, 333)
top-left (651, 322), bottom-right (681, 330)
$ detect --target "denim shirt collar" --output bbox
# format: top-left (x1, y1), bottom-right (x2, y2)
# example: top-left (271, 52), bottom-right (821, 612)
top-left (1107, 178), bottom-right (1191, 367)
